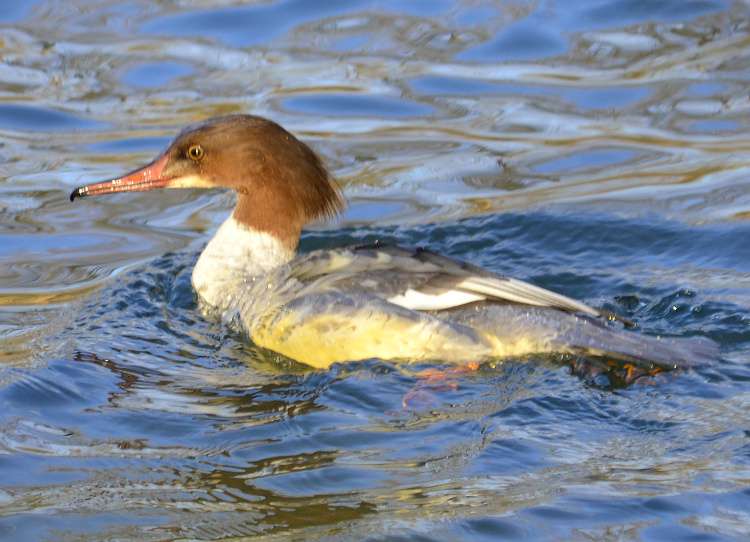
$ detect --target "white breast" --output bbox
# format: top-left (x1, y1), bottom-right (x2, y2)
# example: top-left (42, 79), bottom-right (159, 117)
top-left (192, 217), bottom-right (294, 310)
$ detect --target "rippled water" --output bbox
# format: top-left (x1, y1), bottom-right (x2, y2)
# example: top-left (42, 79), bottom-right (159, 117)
top-left (1, 0), bottom-right (750, 540)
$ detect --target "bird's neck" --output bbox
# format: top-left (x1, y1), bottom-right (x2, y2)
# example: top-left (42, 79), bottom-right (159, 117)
top-left (191, 216), bottom-right (296, 309)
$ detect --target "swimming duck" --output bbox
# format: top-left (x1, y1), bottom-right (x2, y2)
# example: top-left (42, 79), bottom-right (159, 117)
top-left (71, 115), bottom-right (717, 371)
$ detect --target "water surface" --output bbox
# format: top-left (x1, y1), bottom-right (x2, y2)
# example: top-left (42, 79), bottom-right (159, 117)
top-left (1, 0), bottom-right (749, 540)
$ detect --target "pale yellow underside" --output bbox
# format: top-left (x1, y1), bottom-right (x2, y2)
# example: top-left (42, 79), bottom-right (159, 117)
top-left (250, 310), bottom-right (545, 369)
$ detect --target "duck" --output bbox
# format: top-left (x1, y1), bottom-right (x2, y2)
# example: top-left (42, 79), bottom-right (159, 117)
top-left (71, 114), bottom-right (717, 371)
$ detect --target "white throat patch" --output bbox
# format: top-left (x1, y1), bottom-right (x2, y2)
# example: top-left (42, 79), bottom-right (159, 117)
top-left (192, 217), bottom-right (294, 309)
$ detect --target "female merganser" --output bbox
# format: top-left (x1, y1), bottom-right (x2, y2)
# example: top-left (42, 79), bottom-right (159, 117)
top-left (71, 115), bottom-right (717, 371)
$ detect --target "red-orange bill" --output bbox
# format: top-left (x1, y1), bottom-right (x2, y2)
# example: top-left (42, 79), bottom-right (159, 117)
top-left (70, 153), bottom-right (171, 201)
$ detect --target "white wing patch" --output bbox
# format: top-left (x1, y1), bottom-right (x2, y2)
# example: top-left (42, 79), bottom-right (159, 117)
top-left (388, 288), bottom-right (485, 311)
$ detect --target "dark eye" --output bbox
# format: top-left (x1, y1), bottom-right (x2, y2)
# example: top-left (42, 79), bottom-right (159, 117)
top-left (187, 145), bottom-right (204, 161)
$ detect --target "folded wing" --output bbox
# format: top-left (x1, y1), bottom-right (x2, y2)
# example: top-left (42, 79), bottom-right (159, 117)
top-left (289, 244), bottom-right (625, 322)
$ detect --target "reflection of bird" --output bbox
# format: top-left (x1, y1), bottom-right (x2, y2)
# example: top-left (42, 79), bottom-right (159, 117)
top-left (71, 115), bottom-right (718, 371)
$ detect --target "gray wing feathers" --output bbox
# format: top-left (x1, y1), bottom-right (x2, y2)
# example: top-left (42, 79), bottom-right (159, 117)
top-left (288, 244), bottom-right (605, 319)
top-left (456, 276), bottom-right (601, 317)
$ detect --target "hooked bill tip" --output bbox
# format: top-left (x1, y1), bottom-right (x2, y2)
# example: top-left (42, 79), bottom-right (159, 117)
top-left (70, 187), bottom-right (86, 201)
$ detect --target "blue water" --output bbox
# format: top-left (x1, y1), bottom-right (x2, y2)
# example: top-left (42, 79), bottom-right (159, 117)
top-left (1, 0), bottom-right (750, 540)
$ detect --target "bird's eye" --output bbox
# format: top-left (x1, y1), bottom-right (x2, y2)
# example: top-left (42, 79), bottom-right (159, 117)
top-left (187, 145), bottom-right (204, 161)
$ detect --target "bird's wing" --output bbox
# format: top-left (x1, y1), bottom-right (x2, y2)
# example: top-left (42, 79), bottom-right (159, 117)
top-left (288, 244), bottom-right (627, 322)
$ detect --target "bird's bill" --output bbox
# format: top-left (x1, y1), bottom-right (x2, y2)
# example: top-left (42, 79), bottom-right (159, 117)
top-left (70, 153), bottom-right (172, 201)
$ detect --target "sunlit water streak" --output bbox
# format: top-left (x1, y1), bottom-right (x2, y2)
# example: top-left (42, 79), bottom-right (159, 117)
top-left (1, 0), bottom-right (749, 540)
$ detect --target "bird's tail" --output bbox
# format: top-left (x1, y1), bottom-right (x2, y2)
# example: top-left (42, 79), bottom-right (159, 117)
top-left (557, 322), bottom-right (719, 370)
top-left (450, 305), bottom-right (719, 371)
